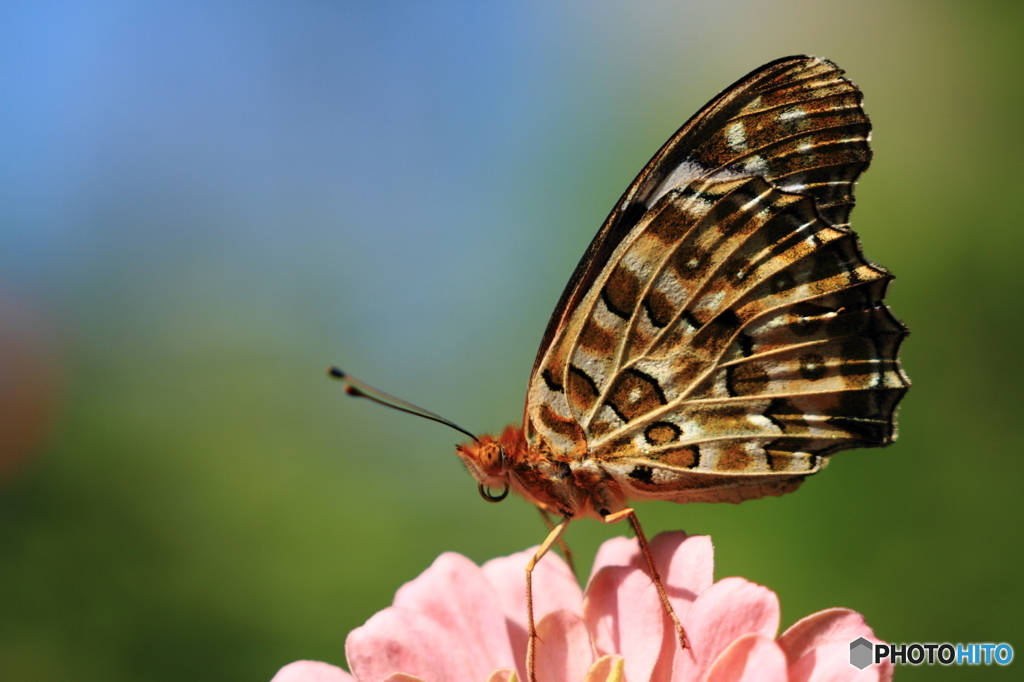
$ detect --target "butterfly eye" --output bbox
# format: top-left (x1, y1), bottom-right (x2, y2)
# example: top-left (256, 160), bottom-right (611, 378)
top-left (477, 442), bottom-right (505, 476)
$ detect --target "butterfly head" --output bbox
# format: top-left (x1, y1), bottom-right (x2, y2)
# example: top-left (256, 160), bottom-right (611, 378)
top-left (455, 434), bottom-right (510, 502)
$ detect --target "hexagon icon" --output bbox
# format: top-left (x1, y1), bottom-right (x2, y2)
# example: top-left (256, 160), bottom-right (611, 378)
top-left (849, 637), bottom-right (873, 669)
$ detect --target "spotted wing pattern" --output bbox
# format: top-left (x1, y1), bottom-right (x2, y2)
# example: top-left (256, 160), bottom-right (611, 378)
top-left (524, 56), bottom-right (908, 503)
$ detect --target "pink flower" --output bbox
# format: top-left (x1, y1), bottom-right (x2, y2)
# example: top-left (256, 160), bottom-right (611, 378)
top-left (272, 532), bottom-right (892, 682)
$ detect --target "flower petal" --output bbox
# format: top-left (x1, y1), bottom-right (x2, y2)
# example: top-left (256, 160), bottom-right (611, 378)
top-left (347, 552), bottom-right (515, 682)
top-left (586, 532), bottom-right (716, 682)
top-left (346, 606), bottom-right (447, 682)
top-left (395, 552), bottom-right (516, 670)
top-left (270, 661), bottom-right (356, 682)
top-left (704, 633), bottom-right (789, 682)
top-left (482, 546), bottom-right (583, 627)
top-left (646, 532), bottom-right (714, 624)
top-left (672, 577), bottom-right (780, 681)
top-left (588, 533), bottom-right (712, 626)
top-left (584, 565), bottom-right (666, 682)
top-left (778, 608), bottom-right (880, 664)
top-left (382, 675), bottom-right (429, 682)
top-left (787, 641), bottom-right (885, 682)
top-left (779, 608), bottom-right (892, 682)
top-left (533, 609), bottom-right (595, 682)
top-left (588, 536), bottom-right (640, 583)
top-left (482, 546), bottom-right (583, 678)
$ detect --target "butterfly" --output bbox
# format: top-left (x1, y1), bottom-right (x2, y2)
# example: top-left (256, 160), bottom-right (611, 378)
top-left (331, 55), bottom-right (909, 682)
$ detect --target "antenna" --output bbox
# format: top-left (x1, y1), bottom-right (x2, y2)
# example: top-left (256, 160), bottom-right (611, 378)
top-left (327, 367), bottom-right (480, 443)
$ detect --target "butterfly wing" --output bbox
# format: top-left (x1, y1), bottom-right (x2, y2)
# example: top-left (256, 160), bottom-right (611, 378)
top-left (524, 56), bottom-right (908, 503)
top-left (530, 55), bottom-right (873, 383)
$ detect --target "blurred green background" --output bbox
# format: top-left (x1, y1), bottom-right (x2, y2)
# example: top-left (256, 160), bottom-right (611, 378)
top-left (1, 1), bottom-right (1021, 680)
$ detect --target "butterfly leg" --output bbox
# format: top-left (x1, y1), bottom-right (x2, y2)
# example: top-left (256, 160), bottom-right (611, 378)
top-left (603, 508), bottom-right (690, 650)
top-left (525, 516), bottom-right (571, 682)
top-left (537, 507), bottom-right (577, 577)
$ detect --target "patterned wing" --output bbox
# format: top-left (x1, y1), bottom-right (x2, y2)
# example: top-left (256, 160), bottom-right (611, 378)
top-left (524, 56), bottom-right (908, 502)
top-left (529, 55), bottom-right (874, 387)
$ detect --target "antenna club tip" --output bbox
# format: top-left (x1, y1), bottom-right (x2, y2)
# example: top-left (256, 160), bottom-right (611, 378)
top-left (327, 366), bottom-right (346, 379)
top-left (345, 386), bottom-right (364, 397)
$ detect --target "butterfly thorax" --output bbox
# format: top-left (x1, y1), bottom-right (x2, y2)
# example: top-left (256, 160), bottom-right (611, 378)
top-left (456, 425), bottom-right (627, 520)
